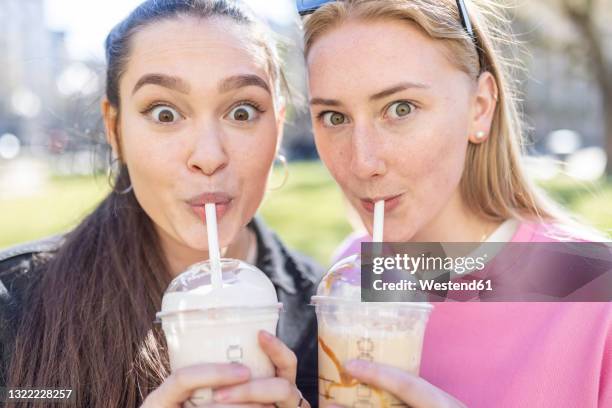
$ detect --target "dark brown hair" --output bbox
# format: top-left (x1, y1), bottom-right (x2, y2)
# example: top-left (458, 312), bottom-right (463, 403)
top-left (7, 1), bottom-right (285, 406)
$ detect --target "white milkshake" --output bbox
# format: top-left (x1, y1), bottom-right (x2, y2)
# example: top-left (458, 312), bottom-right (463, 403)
top-left (157, 258), bottom-right (282, 405)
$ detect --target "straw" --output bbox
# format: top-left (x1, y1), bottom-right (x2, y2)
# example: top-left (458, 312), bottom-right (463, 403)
top-left (373, 200), bottom-right (385, 242)
top-left (205, 203), bottom-right (223, 290)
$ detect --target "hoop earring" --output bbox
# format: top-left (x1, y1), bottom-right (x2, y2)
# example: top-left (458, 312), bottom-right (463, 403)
top-left (268, 154), bottom-right (289, 191)
top-left (107, 157), bottom-right (133, 195)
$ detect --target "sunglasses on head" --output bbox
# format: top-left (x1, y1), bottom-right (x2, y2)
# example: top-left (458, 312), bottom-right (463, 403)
top-left (296, 0), bottom-right (476, 41)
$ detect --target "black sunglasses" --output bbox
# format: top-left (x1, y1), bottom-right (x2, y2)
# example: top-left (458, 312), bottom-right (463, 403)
top-left (297, 0), bottom-right (476, 41)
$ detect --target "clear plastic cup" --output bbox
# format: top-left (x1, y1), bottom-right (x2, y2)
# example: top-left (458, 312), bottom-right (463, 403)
top-left (157, 258), bottom-right (282, 405)
top-left (312, 254), bottom-right (433, 407)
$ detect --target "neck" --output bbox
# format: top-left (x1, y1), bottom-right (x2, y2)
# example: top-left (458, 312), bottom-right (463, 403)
top-left (157, 227), bottom-right (255, 277)
top-left (411, 189), bottom-right (502, 242)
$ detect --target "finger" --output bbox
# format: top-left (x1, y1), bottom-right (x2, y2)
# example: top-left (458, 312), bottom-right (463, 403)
top-left (146, 363), bottom-right (250, 406)
top-left (258, 330), bottom-right (298, 383)
top-left (213, 377), bottom-right (295, 404)
top-left (344, 360), bottom-right (449, 407)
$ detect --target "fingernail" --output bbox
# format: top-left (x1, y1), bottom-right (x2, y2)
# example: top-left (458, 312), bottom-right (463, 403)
top-left (260, 330), bottom-right (273, 340)
top-left (345, 359), bottom-right (368, 372)
top-left (231, 363), bottom-right (250, 378)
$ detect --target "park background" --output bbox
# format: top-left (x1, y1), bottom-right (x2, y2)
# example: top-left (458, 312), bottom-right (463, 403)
top-left (1, 0), bottom-right (611, 264)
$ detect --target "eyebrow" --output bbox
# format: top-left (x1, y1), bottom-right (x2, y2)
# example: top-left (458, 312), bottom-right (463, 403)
top-left (132, 74), bottom-right (190, 95)
top-left (369, 82), bottom-right (430, 101)
top-left (218, 74), bottom-right (271, 94)
top-left (309, 97), bottom-right (342, 107)
top-left (309, 81), bottom-right (430, 107)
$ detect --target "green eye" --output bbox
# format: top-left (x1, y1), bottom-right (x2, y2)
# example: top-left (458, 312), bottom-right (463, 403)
top-left (322, 112), bottom-right (348, 126)
top-left (386, 101), bottom-right (414, 119)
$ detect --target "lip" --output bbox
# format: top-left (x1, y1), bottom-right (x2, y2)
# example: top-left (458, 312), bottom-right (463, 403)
top-left (186, 192), bottom-right (234, 223)
top-left (360, 194), bottom-right (403, 213)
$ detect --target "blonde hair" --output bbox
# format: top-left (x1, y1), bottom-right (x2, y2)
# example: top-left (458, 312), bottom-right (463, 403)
top-left (304, 0), bottom-right (569, 225)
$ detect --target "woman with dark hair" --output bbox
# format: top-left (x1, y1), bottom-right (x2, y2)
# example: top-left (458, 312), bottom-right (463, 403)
top-left (0, 1), bottom-right (318, 406)
top-left (302, 0), bottom-right (610, 407)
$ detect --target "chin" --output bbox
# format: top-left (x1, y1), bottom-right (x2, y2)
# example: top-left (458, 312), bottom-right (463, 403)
top-left (384, 229), bottom-right (417, 242)
top-left (178, 233), bottom-right (208, 252)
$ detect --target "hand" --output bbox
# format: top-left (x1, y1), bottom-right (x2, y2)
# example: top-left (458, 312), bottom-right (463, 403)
top-left (140, 362), bottom-right (251, 408)
top-left (330, 359), bottom-right (466, 408)
top-left (211, 330), bottom-right (311, 408)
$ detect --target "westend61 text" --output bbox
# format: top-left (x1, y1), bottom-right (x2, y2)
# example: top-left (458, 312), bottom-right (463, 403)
top-left (373, 279), bottom-right (493, 292)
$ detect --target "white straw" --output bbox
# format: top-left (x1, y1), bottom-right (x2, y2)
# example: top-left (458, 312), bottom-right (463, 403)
top-left (373, 200), bottom-right (385, 242)
top-left (205, 203), bottom-right (223, 290)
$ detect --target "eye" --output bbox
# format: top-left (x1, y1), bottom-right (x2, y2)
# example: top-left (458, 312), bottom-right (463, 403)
top-left (321, 112), bottom-right (349, 127)
top-left (385, 101), bottom-right (415, 119)
top-left (227, 103), bottom-right (260, 122)
top-left (148, 105), bottom-right (182, 124)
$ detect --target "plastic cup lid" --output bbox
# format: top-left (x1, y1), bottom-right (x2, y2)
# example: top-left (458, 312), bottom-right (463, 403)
top-left (158, 258), bottom-right (281, 317)
top-left (313, 254), bottom-right (432, 308)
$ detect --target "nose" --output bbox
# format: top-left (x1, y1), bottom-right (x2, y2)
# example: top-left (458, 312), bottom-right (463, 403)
top-left (349, 121), bottom-right (387, 180)
top-left (186, 123), bottom-right (229, 176)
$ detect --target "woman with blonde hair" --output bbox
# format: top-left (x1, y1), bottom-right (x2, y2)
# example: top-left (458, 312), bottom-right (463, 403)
top-left (0, 1), bottom-right (319, 406)
top-left (300, 0), bottom-right (611, 406)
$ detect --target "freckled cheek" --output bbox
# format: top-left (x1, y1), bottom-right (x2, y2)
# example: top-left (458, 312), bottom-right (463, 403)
top-left (400, 130), bottom-right (465, 197)
top-left (314, 131), bottom-right (351, 183)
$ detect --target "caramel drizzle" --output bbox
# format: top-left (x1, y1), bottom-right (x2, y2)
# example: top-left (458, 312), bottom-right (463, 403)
top-left (318, 336), bottom-right (390, 407)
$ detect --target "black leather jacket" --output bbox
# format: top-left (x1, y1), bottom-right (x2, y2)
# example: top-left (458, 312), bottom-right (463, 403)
top-left (0, 218), bottom-right (321, 406)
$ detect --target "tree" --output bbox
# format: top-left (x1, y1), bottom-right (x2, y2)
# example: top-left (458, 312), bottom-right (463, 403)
top-left (519, 0), bottom-right (612, 173)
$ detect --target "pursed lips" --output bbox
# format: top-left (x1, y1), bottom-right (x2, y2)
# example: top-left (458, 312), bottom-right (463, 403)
top-left (186, 192), bottom-right (234, 223)
top-left (359, 193), bottom-right (403, 213)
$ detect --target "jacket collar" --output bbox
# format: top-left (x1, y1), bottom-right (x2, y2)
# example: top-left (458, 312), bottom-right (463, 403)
top-left (249, 217), bottom-right (298, 295)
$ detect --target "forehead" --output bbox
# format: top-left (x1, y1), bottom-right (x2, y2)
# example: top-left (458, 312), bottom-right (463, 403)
top-left (122, 16), bottom-right (270, 90)
top-left (307, 20), bottom-right (464, 95)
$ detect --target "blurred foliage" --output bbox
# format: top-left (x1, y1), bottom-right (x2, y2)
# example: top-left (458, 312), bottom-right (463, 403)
top-left (537, 175), bottom-right (612, 234)
top-left (1, 162), bottom-right (611, 265)
top-left (0, 175), bottom-right (109, 250)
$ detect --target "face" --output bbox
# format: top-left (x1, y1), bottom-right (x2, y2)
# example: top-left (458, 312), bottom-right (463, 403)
top-left (307, 20), bottom-right (491, 241)
top-left (104, 17), bottom-right (282, 253)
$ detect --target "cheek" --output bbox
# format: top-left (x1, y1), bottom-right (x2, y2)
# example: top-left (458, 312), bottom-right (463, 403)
top-left (228, 120), bottom-right (277, 199)
top-left (113, 121), bottom-right (187, 243)
top-left (395, 123), bottom-right (467, 197)
top-left (313, 130), bottom-right (351, 184)
top-left (119, 121), bottom-right (184, 190)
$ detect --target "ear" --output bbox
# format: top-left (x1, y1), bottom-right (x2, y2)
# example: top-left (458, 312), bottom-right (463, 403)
top-left (101, 98), bottom-right (121, 157)
top-left (468, 72), bottom-right (498, 144)
top-left (275, 104), bottom-right (286, 153)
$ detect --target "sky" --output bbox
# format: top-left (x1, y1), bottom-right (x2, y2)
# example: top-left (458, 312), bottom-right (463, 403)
top-left (43, 0), bottom-right (297, 60)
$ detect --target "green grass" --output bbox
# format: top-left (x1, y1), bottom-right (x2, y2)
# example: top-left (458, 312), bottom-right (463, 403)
top-left (0, 175), bottom-right (109, 249)
top-left (1, 162), bottom-right (611, 265)
top-left (538, 176), bottom-right (612, 235)
top-left (260, 162), bottom-right (353, 264)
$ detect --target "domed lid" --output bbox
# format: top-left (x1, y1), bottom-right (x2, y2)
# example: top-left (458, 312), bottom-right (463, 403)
top-left (312, 253), bottom-right (432, 306)
top-left (313, 253), bottom-right (362, 302)
top-left (159, 258), bottom-right (280, 316)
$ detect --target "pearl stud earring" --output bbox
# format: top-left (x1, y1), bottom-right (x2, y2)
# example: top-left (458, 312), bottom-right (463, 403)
top-left (475, 131), bottom-right (486, 140)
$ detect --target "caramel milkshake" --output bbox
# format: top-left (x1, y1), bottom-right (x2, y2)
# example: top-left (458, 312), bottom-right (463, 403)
top-left (312, 254), bottom-right (432, 408)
